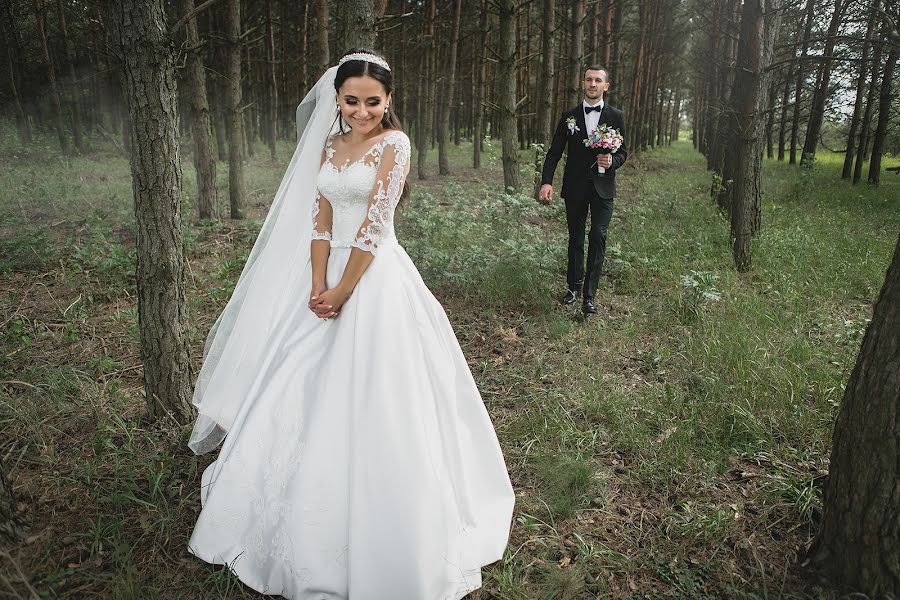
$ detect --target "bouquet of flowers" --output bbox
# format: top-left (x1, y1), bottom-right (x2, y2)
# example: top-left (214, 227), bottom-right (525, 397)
top-left (583, 124), bottom-right (624, 173)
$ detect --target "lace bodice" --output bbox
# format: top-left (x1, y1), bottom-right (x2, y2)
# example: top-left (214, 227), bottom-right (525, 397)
top-left (313, 130), bottom-right (411, 255)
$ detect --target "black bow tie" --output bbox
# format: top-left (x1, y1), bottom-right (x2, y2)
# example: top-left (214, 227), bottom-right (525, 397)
top-left (584, 105), bottom-right (603, 114)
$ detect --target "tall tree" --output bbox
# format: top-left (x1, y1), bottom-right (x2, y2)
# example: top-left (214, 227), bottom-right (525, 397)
top-left (498, 0), bottom-right (521, 190)
top-left (842, 0), bottom-right (880, 179)
top-left (417, 0), bottom-right (436, 180)
top-left (472, 0), bottom-right (489, 168)
top-left (567, 0), bottom-right (586, 107)
top-left (438, 0), bottom-right (462, 175)
top-left (111, 0), bottom-right (194, 423)
top-left (537, 0), bottom-right (557, 146)
top-left (800, 0), bottom-right (848, 166)
top-left (727, 0), bottom-right (782, 271)
top-left (340, 0), bottom-right (375, 50)
top-left (867, 43), bottom-right (898, 186)
top-left (315, 0), bottom-right (329, 73)
top-left (55, 0), bottom-right (85, 153)
top-left (0, 8), bottom-right (31, 144)
top-left (788, 0), bottom-right (814, 164)
top-left (32, 0), bottom-right (69, 155)
top-left (809, 234), bottom-right (900, 598)
top-left (853, 27), bottom-right (884, 184)
top-left (225, 0), bottom-right (245, 219)
top-left (265, 0), bottom-right (278, 159)
top-left (180, 0), bottom-right (218, 220)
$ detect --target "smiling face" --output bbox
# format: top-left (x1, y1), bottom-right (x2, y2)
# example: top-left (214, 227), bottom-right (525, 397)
top-left (337, 75), bottom-right (391, 136)
top-left (582, 68), bottom-right (609, 102)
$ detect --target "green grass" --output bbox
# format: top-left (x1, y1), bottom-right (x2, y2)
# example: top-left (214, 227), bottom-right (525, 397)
top-left (1, 118), bottom-right (897, 598)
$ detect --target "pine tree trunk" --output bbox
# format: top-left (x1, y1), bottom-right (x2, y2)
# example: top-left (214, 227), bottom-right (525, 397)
top-left (55, 0), bottom-right (85, 153)
top-left (854, 32), bottom-right (883, 184)
top-left (265, 0), bottom-right (278, 159)
top-left (417, 0), bottom-right (436, 180)
top-left (438, 0), bottom-right (461, 176)
top-left (112, 0), bottom-right (194, 424)
top-left (340, 0), bottom-right (375, 50)
top-left (800, 0), bottom-right (846, 166)
top-left (729, 0), bottom-right (782, 272)
top-left (567, 0), bottom-right (586, 107)
top-left (777, 62), bottom-right (791, 161)
top-left (0, 11), bottom-right (31, 144)
top-left (765, 77), bottom-right (777, 158)
top-left (789, 0), bottom-right (814, 165)
top-left (226, 0), bottom-right (245, 219)
top-left (536, 0), bottom-right (556, 147)
top-left (315, 0), bottom-right (329, 73)
top-left (33, 0), bottom-right (69, 155)
top-left (180, 0), bottom-right (218, 220)
top-left (473, 0), bottom-right (488, 169)
top-left (498, 0), bottom-right (521, 190)
top-left (867, 46), bottom-right (898, 186)
top-left (843, 0), bottom-right (879, 179)
top-left (808, 233), bottom-right (900, 598)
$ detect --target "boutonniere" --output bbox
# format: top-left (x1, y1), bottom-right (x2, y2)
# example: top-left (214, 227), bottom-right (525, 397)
top-left (566, 116), bottom-right (580, 135)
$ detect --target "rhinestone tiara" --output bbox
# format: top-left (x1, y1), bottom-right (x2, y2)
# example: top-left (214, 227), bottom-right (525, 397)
top-left (338, 52), bottom-right (391, 72)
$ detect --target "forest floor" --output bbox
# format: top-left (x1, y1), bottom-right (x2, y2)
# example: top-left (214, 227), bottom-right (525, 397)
top-left (1, 125), bottom-right (898, 600)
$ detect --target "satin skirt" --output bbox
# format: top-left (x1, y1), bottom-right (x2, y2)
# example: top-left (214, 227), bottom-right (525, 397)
top-left (188, 243), bottom-right (515, 600)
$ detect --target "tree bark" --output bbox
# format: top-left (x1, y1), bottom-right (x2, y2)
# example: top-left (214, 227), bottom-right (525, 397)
top-left (265, 0), bottom-right (278, 159)
top-left (180, 0), bottom-right (218, 220)
top-left (567, 0), bottom-right (586, 107)
top-left (498, 0), bottom-right (521, 190)
top-left (800, 0), bottom-right (846, 166)
top-left (55, 0), bottom-right (85, 153)
top-left (112, 0), bottom-right (194, 424)
top-left (867, 45), bottom-right (898, 186)
top-left (777, 60), bottom-right (791, 161)
top-left (537, 0), bottom-right (556, 147)
top-left (32, 0), bottom-right (69, 155)
top-left (789, 0), bottom-right (814, 165)
top-left (854, 30), bottom-right (883, 184)
top-left (438, 0), bottom-right (461, 175)
top-left (340, 0), bottom-right (375, 50)
top-left (0, 9), bottom-right (31, 144)
top-left (417, 0), bottom-right (436, 180)
top-left (473, 0), bottom-right (489, 168)
top-left (728, 0), bottom-right (782, 272)
top-left (315, 0), bottom-right (329, 74)
top-left (808, 233), bottom-right (900, 598)
top-left (842, 0), bottom-right (879, 179)
top-left (225, 0), bottom-right (245, 219)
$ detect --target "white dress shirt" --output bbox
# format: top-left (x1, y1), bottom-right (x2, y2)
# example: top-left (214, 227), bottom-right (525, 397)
top-left (582, 99), bottom-right (604, 133)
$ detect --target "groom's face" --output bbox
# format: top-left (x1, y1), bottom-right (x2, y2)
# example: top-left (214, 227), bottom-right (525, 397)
top-left (583, 69), bottom-right (609, 102)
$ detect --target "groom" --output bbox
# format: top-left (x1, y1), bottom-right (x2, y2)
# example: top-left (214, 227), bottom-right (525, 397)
top-left (539, 65), bottom-right (627, 315)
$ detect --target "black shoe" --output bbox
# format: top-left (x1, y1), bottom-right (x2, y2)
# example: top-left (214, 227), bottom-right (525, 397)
top-left (582, 298), bottom-right (597, 314)
top-left (562, 289), bottom-right (579, 305)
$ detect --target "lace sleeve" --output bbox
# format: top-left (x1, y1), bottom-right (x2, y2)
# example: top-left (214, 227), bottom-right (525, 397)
top-left (350, 132), bottom-right (411, 255)
top-left (312, 192), bottom-right (332, 241)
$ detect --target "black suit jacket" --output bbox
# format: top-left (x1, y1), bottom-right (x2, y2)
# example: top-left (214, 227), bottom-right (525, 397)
top-left (541, 103), bottom-right (628, 200)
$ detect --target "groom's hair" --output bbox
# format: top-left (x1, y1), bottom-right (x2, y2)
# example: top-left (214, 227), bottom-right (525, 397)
top-left (583, 64), bottom-right (610, 82)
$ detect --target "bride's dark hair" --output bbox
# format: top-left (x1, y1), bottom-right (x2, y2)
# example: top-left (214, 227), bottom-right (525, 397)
top-left (334, 48), bottom-right (404, 133)
top-left (334, 48), bottom-right (410, 202)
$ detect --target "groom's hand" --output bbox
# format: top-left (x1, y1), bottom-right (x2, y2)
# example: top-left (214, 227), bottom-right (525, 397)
top-left (597, 154), bottom-right (612, 169)
top-left (538, 184), bottom-right (553, 204)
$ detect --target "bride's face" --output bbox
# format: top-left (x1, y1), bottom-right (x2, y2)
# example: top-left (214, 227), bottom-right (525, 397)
top-left (337, 75), bottom-right (391, 135)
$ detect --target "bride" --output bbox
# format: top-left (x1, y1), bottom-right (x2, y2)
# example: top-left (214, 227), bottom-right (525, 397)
top-left (186, 48), bottom-right (515, 599)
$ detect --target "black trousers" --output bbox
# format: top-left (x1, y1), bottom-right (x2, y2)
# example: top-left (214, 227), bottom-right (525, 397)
top-left (564, 188), bottom-right (613, 300)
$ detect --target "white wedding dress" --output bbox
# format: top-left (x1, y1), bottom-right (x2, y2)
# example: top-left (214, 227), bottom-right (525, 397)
top-left (188, 130), bottom-right (515, 600)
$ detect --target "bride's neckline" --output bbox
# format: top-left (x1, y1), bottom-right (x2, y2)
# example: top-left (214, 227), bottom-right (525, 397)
top-left (324, 131), bottom-right (398, 173)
